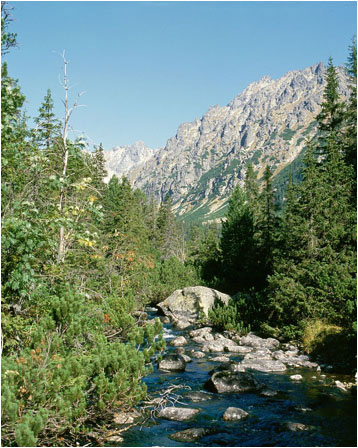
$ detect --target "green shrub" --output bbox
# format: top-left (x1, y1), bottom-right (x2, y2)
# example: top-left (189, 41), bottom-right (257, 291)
top-left (208, 298), bottom-right (251, 335)
top-left (146, 257), bottom-right (200, 304)
top-left (300, 319), bottom-right (356, 372)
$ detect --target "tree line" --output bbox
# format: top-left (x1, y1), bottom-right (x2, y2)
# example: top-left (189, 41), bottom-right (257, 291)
top-left (191, 46), bottom-right (356, 367)
top-left (1, 5), bottom-right (198, 446)
top-left (1, 3), bottom-right (356, 445)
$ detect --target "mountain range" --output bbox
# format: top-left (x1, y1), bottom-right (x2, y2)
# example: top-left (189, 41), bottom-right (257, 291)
top-left (104, 62), bottom-right (349, 223)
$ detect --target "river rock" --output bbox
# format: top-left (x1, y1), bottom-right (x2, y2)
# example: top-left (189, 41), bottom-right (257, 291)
top-left (243, 348), bottom-right (273, 360)
top-left (189, 327), bottom-right (213, 338)
top-left (260, 387), bottom-right (279, 397)
top-left (182, 354), bottom-right (192, 363)
top-left (105, 434), bottom-right (124, 443)
top-left (169, 427), bottom-right (212, 442)
top-left (192, 334), bottom-right (215, 343)
top-left (240, 333), bottom-right (280, 349)
top-left (157, 286), bottom-right (231, 322)
top-left (173, 319), bottom-right (192, 330)
top-left (205, 370), bottom-right (264, 393)
top-left (158, 406), bottom-right (201, 421)
top-left (175, 347), bottom-right (185, 354)
top-left (222, 407), bottom-right (249, 421)
top-left (224, 345), bottom-right (252, 354)
top-left (211, 355), bottom-right (231, 363)
top-left (202, 338), bottom-right (237, 353)
top-left (191, 350), bottom-right (206, 359)
top-left (170, 336), bottom-right (188, 347)
top-left (285, 422), bottom-right (308, 431)
top-left (113, 409), bottom-right (141, 424)
top-left (290, 374), bottom-right (303, 381)
top-left (185, 391), bottom-right (214, 402)
top-left (158, 354), bottom-right (186, 371)
top-left (335, 380), bottom-right (348, 392)
top-left (240, 359), bottom-right (287, 372)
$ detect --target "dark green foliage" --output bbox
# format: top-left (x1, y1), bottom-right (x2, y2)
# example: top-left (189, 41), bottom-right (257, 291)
top-left (1, 26), bottom-right (170, 446)
top-left (220, 185), bottom-right (256, 293)
top-left (146, 257), bottom-right (200, 304)
top-left (317, 57), bottom-right (344, 134)
top-left (207, 298), bottom-right (250, 334)
top-left (155, 194), bottom-right (184, 260)
top-left (33, 89), bottom-right (61, 150)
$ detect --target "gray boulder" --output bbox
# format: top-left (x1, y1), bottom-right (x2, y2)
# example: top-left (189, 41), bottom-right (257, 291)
top-left (240, 359), bottom-right (287, 372)
top-left (170, 336), bottom-right (188, 347)
top-left (169, 428), bottom-right (213, 442)
top-left (173, 319), bottom-right (191, 330)
top-left (211, 355), bottom-right (231, 363)
top-left (191, 350), bottom-right (206, 359)
top-left (240, 333), bottom-right (280, 349)
top-left (205, 370), bottom-right (264, 393)
top-left (158, 354), bottom-right (186, 372)
top-left (202, 338), bottom-right (237, 353)
top-left (224, 345), bottom-right (252, 354)
top-left (158, 407), bottom-right (201, 421)
top-left (189, 327), bottom-right (213, 338)
top-left (222, 407), bottom-right (249, 421)
top-left (157, 286), bottom-right (231, 322)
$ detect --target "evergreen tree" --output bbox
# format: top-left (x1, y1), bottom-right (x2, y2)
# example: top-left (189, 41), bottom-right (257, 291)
top-left (317, 56), bottom-right (344, 135)
top-left (342, 37), bottom-right (357, 178)
top-left (155, 194), bottom-right (183, 260)
top-left (33, 89), bottom-right (61, 150)
top-left (244, 162), bottom-right (260, 217)
top-left (220, 184), bottom-right (255, 293)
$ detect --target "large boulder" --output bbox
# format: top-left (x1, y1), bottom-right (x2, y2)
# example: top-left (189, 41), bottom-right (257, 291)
top-left (158, 354), bottom-right (186, 372)
top-left (205, 370), bottom-right (264, 393)
top-left (239, 359), bottom-right (287, 372)
top-left (158, 407), bottom-right (201, 421)
top-left (169, 428), bottom-right (213, 442)
top-left (222, 407), bottom-right (249, 421)
top-left (157, 286), bottom-right (231, 322)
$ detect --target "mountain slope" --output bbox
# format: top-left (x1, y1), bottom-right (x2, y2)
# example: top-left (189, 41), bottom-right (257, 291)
top-left (111, 63), bottom-right (349, 222)
top-left (104, 140), bottom-right (158, 182)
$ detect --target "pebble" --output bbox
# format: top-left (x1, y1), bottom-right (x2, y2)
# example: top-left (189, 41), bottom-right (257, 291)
top-left (290, 374), bottom-right (303, 381)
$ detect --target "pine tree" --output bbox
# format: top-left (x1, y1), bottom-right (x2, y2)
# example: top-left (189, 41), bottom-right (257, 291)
top-left (342, 37), bottom-right (357, 178)
top-left (33, 89), bottom-right (61, 150)
top-left (244, 162), bottom-right (260, 217)
top-left (317, 56), bottom-right (344, 135)
top-left (155, 194), bottom-right (183, 260)
top-left (220, 184), bottom-right (255, 293)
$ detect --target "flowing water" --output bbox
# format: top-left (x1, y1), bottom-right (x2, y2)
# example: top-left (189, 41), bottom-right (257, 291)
top-left (110, 311), bottom-right (357, 447)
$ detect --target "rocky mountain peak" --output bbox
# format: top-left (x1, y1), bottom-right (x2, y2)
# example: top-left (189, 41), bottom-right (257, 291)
top-left (106, 62), bottom-right (350, 223)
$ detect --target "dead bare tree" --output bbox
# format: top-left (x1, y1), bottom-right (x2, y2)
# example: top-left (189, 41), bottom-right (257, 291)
top-left (56, 51), bottom-right (85, 263)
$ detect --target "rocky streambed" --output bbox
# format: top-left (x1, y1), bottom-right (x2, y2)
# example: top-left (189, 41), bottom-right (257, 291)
top-left (105, 306), bottom-right (356, 447)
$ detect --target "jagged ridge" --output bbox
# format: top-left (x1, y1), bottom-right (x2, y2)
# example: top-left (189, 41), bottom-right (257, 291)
top-left (107, 63), bottom-right (349, 223)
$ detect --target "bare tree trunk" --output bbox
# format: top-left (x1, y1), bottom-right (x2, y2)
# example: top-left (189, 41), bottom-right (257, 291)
top-left (57, 52), bottom-right (70, 263)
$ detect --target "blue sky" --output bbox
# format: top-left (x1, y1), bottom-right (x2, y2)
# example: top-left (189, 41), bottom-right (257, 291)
top-left (4, 1), bottom-right (357, 150)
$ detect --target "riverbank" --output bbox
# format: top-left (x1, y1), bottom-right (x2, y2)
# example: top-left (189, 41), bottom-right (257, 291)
top-left (96, 307), bottom-right (357, 447)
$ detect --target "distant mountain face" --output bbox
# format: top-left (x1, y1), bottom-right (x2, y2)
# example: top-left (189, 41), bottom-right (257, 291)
top-left (106, 63), bottom-right (349, 222)
top-left (104, 140), bottom-right (158, 182)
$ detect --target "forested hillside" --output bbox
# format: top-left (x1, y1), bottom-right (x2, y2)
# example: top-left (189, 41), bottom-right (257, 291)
top-left (191, 49), bottom-right (357, 363)
top-left (1, 4), bottom-right (356, 447)
top-left (1, 6), bottom-right (198, 446)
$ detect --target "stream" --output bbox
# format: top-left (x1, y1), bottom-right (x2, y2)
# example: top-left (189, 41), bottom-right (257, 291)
top-left (108, 309), bottom-right (357, 447)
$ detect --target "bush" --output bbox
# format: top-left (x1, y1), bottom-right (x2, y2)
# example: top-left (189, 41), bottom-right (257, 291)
top-left (301, 319), bottom-right (356, 372)
top-left (207, 298), bottom-right (251, 335)
top-left (146, 257), bottom-right (200, 304)
top-left (1, 284), bottom-right (165, 446)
